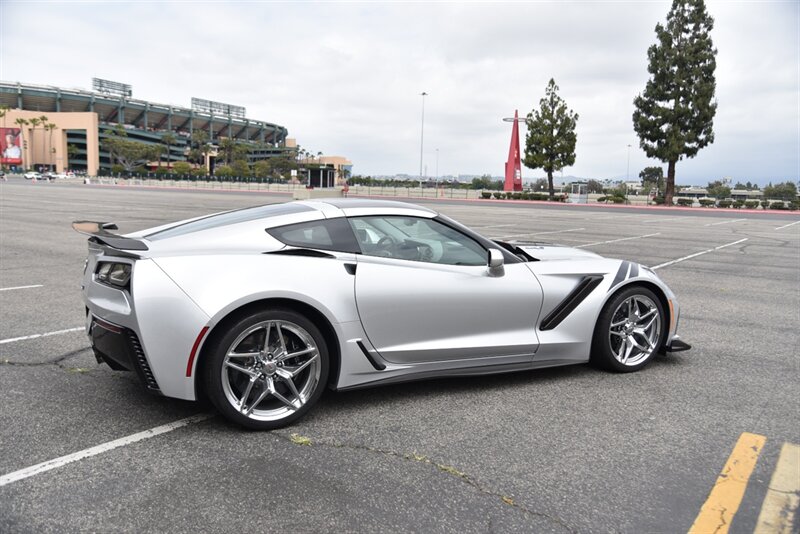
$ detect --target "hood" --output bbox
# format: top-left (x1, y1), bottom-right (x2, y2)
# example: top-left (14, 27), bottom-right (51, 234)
top-left (515, 242), bottom-right (602, 261)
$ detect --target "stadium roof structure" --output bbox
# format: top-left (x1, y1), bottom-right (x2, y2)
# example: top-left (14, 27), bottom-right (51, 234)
top-left (0, 81), bottom-right (287, 145)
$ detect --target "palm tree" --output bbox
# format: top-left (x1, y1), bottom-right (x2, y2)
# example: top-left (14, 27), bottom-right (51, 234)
top-left (46, 123), bottom-right (57, 171)
top-left (38, 115), bottom-right (49, 170)
top-left (67, 143), bottom-right (79, 168)
top-left (0, 105), bottom-right (8, 171)
top-left (14, 117), bottom-right (29, 169)
top-left (28, 117), bottom-right (42, 170)
top-left (219, 138), bottom-right (235, 166)
top-left (161, 132), bottom-right (176, 170)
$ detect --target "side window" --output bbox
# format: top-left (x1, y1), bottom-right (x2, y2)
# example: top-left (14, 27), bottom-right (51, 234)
top-left (349, 216), bottom-right (487, 266)
top-left (267, 218), bottom-right (359, 253)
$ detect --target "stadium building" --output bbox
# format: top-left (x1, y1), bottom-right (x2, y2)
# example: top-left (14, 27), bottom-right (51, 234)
top-left (0, 79), bottom-right (295, 176)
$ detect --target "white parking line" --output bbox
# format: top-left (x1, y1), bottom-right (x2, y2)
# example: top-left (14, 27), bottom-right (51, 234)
top-left (775, 220), bottom-right (800, 231)
top-left (651, 238), bottom-right (748, 270)
top-left (474, 223), bottom-right (518, 229)
top-left (585, 213), bottom-right (642, 221)
top-left (0, 414), bottom-right (213, 487)
top-left (0, 284), bottom-right (43, 292)
top-left (0, 327), bottom-right (84, 345)
top-left (498, 227), bottom-right (585, 239)
top-left (705, 218), bottom-right (746, 226)
top-left (576, 233), bottom-right (660, 248)
top-left (641, 217), bottom-right (683, 224)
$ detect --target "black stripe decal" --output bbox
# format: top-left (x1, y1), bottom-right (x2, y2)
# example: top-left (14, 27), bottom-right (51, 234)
top-left (356, 340), bottom-right (385, 370)
top-left (629, 263), bottom-right (639, 278)
top-left (540, 275), bottom-right (604, 331)
top-left (609, 261), bottom-right (629, 291)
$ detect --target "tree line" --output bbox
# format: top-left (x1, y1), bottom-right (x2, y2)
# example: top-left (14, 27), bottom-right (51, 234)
top-left (101, 125), bottom-right (303, 180)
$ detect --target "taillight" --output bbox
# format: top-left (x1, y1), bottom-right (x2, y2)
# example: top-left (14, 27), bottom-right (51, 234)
top-left (96, 262), bottom-right (132, 289)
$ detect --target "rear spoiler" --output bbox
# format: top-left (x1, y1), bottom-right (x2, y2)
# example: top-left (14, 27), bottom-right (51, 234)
top-left (72, 221), bottom-right (149, 251)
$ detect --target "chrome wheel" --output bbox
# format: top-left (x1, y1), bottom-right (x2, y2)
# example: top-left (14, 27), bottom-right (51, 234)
top-left (608, 295), bottom-right (661, 366)
top-left (221, 320), bottom-right (321, 422)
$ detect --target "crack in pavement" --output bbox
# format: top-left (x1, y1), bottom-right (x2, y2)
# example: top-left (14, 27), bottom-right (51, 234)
top-left (275, 431), bottom-right (577, 533)
top-left (0, 347), bottom-right (91, 367)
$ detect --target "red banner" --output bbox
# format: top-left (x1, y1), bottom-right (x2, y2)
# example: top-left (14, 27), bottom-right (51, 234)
top-left (1, 128), bottom-right (22, 165)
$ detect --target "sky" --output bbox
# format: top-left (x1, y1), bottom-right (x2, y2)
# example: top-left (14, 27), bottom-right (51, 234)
top-left (1, 1), bottom-right (797, 185)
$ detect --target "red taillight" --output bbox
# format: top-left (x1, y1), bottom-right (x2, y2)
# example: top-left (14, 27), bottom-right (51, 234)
top-left (186, 326), bottom-right (209, 377)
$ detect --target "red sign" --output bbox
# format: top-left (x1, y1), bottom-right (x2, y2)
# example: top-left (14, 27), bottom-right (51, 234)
top-left (1, 128), bottom-right (22, 165)
top-left (504, 110), bottom-right (523, 192)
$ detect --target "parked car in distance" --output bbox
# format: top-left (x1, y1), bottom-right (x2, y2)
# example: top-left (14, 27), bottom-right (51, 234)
top-left (23, 171), bottom-right (42, 180)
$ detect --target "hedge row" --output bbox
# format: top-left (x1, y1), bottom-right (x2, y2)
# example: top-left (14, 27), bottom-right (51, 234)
top-left (481, 192), bottom-right (567, 202)
top-left (675, 198), bottom-right (798, 210)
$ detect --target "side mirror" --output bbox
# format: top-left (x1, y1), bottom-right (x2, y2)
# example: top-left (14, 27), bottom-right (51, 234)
top-left (487, 248), bottom-right (505, 277)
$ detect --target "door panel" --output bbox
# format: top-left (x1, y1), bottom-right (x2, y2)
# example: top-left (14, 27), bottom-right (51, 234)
top-left (354, 257), bottom-right (543, 364)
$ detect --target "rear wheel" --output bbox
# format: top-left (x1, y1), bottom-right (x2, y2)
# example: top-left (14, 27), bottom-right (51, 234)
top-left (591, 286), bottom-right (664, 372)
top-left (204, 308), bottom-right (328, 430)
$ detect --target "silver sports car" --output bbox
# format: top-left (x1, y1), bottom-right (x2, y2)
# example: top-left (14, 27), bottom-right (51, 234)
top-left (75, 198), bottom-right (690, 429)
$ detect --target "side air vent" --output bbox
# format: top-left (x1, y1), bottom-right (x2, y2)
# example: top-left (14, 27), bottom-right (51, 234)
top-left (126, 330), bottom-right (160, 392)
top-left (540, 275), bottom-right (604, 331)
top-left (356, 340), bottom-right (386, 371)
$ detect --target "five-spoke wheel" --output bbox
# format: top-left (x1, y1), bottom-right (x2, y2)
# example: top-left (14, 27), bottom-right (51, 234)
top-left (205, 309), bottom-right (328, 429)
top-left (592, 286), bottom-right (665, 372)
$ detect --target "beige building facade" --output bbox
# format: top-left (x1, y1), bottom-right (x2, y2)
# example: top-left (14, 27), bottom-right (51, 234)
top-left (3, 109), bottom-right (99, 176)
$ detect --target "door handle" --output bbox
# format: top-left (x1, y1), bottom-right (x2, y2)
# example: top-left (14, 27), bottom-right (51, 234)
top-left (344, 263), bottom-right (357, 275)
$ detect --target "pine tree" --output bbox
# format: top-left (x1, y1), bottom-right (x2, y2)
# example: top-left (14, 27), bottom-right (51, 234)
top-left (524, 79), bottom-right (579, 200)
top-left (633, 0), bottom-right (717, 205)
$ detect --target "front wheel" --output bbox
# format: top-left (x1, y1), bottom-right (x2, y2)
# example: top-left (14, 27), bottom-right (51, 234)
top-left (204, 308), bottom-right (328, 430)
top-left (591, 286), bottom-right (665, 372)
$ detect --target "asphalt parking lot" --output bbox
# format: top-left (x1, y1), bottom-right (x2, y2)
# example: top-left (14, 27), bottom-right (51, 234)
top-left (1, 179), bottom-right (798, 533)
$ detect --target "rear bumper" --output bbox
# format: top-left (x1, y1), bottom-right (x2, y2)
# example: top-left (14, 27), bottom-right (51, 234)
top-left (89, 315), bottom-right (161, 393)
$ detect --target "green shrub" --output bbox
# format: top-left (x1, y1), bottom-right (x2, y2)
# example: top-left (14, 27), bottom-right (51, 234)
top-left (529, 193), bottom-right (544, 201)
top-left (610, 196), bottom-right (626, 204)
top-left (745, 200), bottom-right (759, 209)
top-left (733, 200), bottom-right (745, 209)
top-left (596, 196), bottom-right (607, 203)
top-left (190, 168), bottom-right (206, 177)
top-left (677, 198), bottom-right (693, 207)
top-left (511, 192), bottom-right (521, 200)
top-left (173, 161), bottom-right (192, 175)
top-left (699, 198), bottom-right (716, 207)
top-left (760, 200), bottom-right (770, 210)
top-left (504, 192), bottom-right (512, 199)
top-left (769, 201), bottom-right (786, 210)
top-left (493, 192), bottom-right (504, 199)
top-left (653, 196), bottom-right (665, 205)
top-left (481, 192), bottom-right (492, 199)
top-left (521, 193), bottom-right (531, 200)
top-left (717, 200), bottom-right (732, 208)
top-left (789, 201), bottom-right (799, 211)
top-left (111, 164), bottom-right (124, 175)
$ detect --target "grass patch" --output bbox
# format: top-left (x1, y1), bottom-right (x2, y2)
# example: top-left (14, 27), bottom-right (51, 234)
top-left (290, 433), bottom-right (312, 446)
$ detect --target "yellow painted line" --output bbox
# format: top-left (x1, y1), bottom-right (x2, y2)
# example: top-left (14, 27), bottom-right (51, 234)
top-left (688, 432), bottom-right (767, 534)
top-left (754, 442), bottom-right (800, 534)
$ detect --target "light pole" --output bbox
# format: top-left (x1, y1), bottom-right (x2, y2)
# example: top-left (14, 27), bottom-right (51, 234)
top-left (419, 92), bottom-right (427, 191)
top-left (435, 148), bottom-right (439, 194)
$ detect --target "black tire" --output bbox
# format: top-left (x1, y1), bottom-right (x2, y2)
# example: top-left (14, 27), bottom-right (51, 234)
top-left (204, 308), bottom-right (329, 430)
top-left (591, 285), bottom-right (665, 373)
